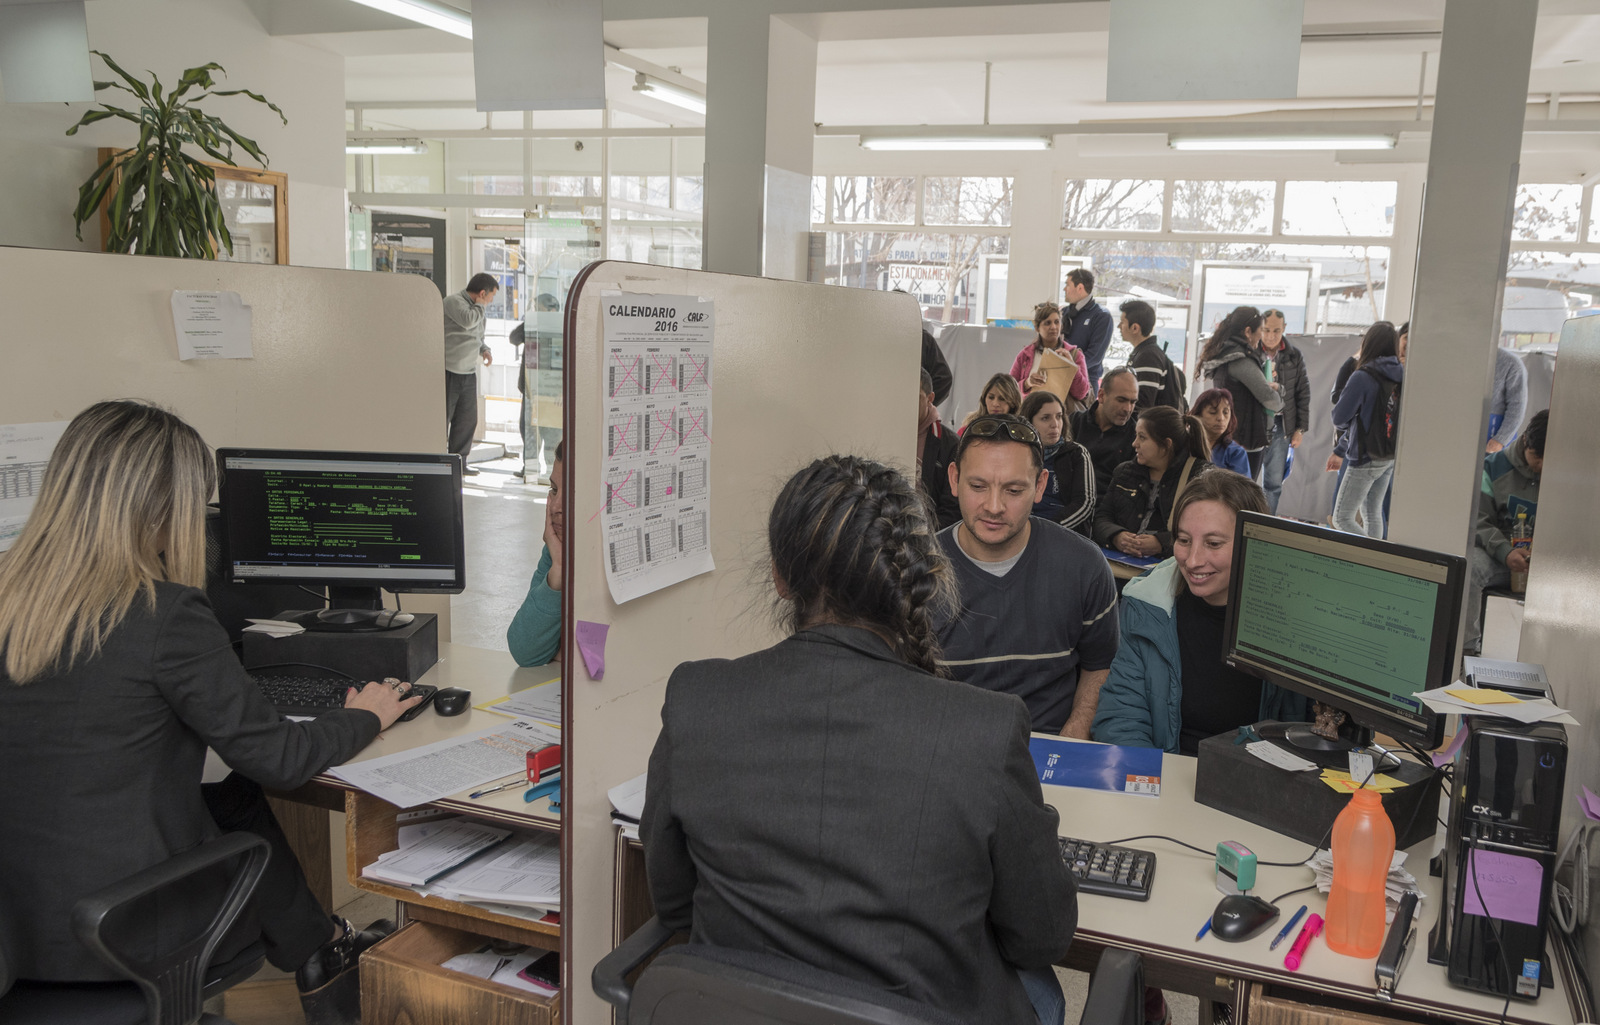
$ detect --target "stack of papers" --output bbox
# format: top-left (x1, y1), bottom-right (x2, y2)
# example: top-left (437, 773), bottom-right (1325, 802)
top-left (328, 718), bottom-right (561, 808)
top-left (430, 832), bottom-right (561, 910)
top-left (1305, 848), bottom-right (1422, 924)
top-left (1417, 685), bottom-right (1578, 726)
top-left (609, 771), bottom-right (647, 840)
top-left (242, 618), bottom-right (305, 637)
top-left (362, 817), bottom-right (561, 917)
top-left (441, 947), bottom-right (558, 996)
top-left (487, 679), bottom-right (562, 725)
top-left (361, 818), bottom-right (510, 887)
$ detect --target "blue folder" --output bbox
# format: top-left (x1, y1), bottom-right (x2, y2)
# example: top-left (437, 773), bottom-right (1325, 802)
top-left (1028, 736), bottom-right (1164, 797)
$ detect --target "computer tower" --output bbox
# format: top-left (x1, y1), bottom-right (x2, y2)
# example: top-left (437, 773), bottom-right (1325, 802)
top-left (1428, 718), bottom-right (1566, 1000)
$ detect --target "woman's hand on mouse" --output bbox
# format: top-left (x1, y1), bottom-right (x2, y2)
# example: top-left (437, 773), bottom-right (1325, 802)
top-left (345, 678), bottom-right (424, 729)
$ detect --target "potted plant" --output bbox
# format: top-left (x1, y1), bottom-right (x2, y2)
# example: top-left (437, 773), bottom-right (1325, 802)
top-left (66, 51), bottom-right (285, 259)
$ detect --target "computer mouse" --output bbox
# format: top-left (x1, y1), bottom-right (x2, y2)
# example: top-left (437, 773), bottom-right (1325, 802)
top-left (1211, 894), bottom-right (1280, 942)
top-left (433, 687), bottom-right (471, 717)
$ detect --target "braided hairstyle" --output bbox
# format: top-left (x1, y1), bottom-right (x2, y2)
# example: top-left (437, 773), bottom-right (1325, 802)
top-left (768, 455), bottom-right (956, 677)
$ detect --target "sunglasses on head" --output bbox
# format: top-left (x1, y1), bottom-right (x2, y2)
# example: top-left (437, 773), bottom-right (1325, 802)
top-left (966, 416), bottom-right (1042, 450)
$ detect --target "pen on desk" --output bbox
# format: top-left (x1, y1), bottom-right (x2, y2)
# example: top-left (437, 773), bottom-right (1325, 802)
top-left (469, 777), bottom-right (530, 800)
top-left (1195, 918), bottom-right (1212, 942)
top-left (1284, 913), bottom-right (1324, 971)
top-left (1270, 905), bottom-right (1309, 950)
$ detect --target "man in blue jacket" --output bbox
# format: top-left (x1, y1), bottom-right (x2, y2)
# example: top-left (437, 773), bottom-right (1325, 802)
top-left (1062, 268), bottom-right (1114, 393)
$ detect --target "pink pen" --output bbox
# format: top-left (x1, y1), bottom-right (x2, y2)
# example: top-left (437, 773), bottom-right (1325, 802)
top-left (1284, 913), bottom-right (1324, 971)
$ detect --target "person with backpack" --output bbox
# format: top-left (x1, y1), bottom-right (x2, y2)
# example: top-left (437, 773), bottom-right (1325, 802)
top-left (1199, 306), bottom-right (1282, 478)
top-left (1330, 321), bottom-right (1404, 538)
top-left (1122, 299), bottom-right (1187, 412)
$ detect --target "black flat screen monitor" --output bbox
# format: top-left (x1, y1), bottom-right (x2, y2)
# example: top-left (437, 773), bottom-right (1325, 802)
top-left (1223, 512), bottom-right (1465, 751)
top-left (216, 449), bottom-right (466, 607)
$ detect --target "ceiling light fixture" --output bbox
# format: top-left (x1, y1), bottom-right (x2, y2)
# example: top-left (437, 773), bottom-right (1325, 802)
top-left (1169, 135), bottom-right (1396, 152)
top-left (345, 0), bottom-right (472, 39)
top-left (859, 135), bottom-right (1052, 152)
top-left (345, 140), bottom-right (430, 155)
top-left (631, 72), bottom-right (706, 115)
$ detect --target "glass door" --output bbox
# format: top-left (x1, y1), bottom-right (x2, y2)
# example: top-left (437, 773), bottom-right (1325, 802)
top-left (521, 215), bottom-right (601, 480)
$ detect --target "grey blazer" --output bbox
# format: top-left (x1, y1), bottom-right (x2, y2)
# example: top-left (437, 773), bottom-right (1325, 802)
top-left (641, 625), bottom-right (1077, 1024)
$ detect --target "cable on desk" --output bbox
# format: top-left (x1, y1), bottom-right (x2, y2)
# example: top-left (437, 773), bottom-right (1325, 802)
top-left (246, 660), bottom-right (357, 680)
top-left (295, 584), bottom-right (328, 603)
top-left (1104, 834), bottom-right (1215, 857)
top-left (1266, 883), bottom-right (1319, 906)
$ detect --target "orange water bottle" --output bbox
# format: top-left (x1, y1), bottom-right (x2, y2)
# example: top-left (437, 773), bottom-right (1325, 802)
top-left (1324, 789), bottom-right (1395, 957)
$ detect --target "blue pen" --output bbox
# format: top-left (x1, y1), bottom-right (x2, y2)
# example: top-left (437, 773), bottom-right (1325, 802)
top-left (1270, 905), bottom-right (1309, 950)
top-left (1195, 917), bottom-right (1212, 942)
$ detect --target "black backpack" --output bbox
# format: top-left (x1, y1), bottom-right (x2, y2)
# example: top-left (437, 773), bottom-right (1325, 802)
top-left (1357, 366), bottom-right (1402, 460)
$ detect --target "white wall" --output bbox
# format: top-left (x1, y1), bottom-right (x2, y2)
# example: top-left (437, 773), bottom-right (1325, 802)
top-left (0, 0), bottom-right (346, 268)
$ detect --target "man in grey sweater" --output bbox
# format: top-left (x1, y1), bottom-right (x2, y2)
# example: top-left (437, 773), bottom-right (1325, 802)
top-left (444, 272), bottom-right (498, 474)
top-left (1486, 346), bottom-right (1528, 454)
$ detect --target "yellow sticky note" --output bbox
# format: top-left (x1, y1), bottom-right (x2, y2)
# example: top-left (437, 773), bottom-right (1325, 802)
top-left (1444, 687), bottom-right (1522, 705)
top-left (1319, 769), bottom-right (1405, 793)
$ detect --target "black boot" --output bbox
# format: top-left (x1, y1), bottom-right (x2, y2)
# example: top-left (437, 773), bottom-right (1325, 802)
top-left (295, 916), bottom-right (395, 1025)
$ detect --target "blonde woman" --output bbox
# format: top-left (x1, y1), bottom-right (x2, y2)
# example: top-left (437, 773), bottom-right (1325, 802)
top-left (0, 400), bottom-right (419, 1021)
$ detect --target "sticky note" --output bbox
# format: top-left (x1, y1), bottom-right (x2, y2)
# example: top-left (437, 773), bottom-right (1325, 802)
top-left (1432, 730), bottom-right (1469, 768)
top-left (1462, 849), bottom-right (1544, 926)
top-left (575, 620), bottom-right (609, 680)
top-left (1444, 687), bottom-right (1522, 705)
top-left (1320, 769), bottom-right (1404, 793)
top-left (1581, 786), bottom-right (1600, 822)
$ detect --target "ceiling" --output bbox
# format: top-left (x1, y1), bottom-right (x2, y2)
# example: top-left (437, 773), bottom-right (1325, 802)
top-left (253, 0), bottom-right (1600, 132)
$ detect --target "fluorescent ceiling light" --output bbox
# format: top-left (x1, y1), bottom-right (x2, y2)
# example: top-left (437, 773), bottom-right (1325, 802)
top-left (345, 0), bottom-right (472, 39)
top-left (1169, 135), bottom-right (1396, 151)
top-left (632, 72), bottom-right (706, 115)
top-left (860, 135), bottom-right (1052, 152)
top-left (346, 140), bottom-right (430, 155)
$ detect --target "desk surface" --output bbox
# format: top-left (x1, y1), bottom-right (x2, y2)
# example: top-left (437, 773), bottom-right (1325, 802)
top-left (1039, 742), bottom-right (1573, 1025)
top-left (317, 644), bottom-right (562, 831)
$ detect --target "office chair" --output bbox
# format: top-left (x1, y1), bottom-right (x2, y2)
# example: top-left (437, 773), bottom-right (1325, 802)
top-left (593, 916), bottom-right (1144, 1025)
top-left (0, 832), bottom-right (270, 1025)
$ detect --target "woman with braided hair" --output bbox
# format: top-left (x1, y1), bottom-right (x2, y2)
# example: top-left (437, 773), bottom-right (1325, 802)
top-left (641, 455), bottom-right (1078, 1025)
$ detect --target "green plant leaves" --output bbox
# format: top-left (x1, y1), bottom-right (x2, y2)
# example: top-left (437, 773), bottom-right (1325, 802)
top-left (68, 52), bottom-right (285, 259)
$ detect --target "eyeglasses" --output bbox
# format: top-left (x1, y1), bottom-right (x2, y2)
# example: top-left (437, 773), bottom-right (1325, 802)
top-left (965, 416), bottom-right (1043, 450)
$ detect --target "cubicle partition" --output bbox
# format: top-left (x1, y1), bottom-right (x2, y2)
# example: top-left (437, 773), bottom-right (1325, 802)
top-left (559, 262), bottom-right (921, 1023)
top-left (0, 245), bottom-right (451, 629)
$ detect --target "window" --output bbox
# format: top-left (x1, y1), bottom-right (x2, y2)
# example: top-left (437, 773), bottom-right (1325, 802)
top-left (468, 174), bottom-right (524, 219)
top-left (1504, 250), bottom-right (1594, 347)
top-left (675, 177), bottom-right (704, 214)
top-left (1171, 180), bottom-right (1275, 234)
top-left (822, 231), bottom-right (1008, 324)
top-left (1281, 181), bottom-right (1396, 237)
top-left (1063, 179), bottom-right (1164, 231)
top-left (832, 176), bottom-right (916, 224)
top-left (811, 176), bottom-right (827, 224)
top-left (923, 177), bottom-right (1012, 226)
top-left (1512, 184), bottom-right (1582, 243)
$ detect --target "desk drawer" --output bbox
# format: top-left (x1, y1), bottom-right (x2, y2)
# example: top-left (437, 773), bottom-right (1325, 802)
top-left (360, 920), bottom-right (560, 1025)
top-left (1249, 982), bottom-right (1447, 1025)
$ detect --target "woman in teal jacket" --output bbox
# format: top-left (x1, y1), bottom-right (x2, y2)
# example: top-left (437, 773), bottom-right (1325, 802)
top-left (1091, 471), bottom-right (1309, 753)
top-left (508, 441), bottom-right (565, 666)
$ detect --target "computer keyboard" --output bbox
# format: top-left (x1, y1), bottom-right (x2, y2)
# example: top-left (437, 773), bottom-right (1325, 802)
top-left (250, 675), bottom-right (436, 722)
top-left (1058, 836), bottom-right (1156, 901)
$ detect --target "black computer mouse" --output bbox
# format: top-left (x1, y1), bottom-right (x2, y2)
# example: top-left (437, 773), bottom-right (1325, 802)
top-left (1211, 894), bottom-right (1280, 942)
top-left (433, 687), bottom-right (471, 716)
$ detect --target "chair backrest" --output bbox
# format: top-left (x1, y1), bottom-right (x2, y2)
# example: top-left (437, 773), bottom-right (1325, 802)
top-left (1079, 947), bottom-right (1143, 1025)
top-left (71, 832), bottom-right (269, 1025)
top-left (629, 945), bottom-right (967, 1025)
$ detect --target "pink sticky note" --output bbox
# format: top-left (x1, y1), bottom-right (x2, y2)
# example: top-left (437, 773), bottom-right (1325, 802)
top-left (1432, 730), bottom-right (1469, 768)
top-left (575, 620), bottom-right (609, 680)
top-left (1462, 849), bottom-right (1543, 927)
top-left (1581, 786), bottom-right (1600, 822)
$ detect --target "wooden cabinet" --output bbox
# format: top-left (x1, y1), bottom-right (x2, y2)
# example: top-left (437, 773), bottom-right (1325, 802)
top-left (361, 920), bottom-right (559, 1025)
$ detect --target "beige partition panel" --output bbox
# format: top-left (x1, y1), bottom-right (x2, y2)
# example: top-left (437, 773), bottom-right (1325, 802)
top-left (562, 262), bottom-right (920, 1024)
top-left (1515, 315), bottom-right (1600, 993)
top-left (0, 246), bottom-right (452, 630)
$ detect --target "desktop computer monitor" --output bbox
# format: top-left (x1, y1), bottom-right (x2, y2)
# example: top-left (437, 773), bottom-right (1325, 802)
top-left (1222, 512), bottom-right (1465, 751)
top-left (216, 449), bottom-right (465, 626)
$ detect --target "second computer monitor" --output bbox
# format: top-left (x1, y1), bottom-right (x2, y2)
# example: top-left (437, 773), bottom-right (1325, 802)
top-left (1222, 512), bottom-right (1464, 750)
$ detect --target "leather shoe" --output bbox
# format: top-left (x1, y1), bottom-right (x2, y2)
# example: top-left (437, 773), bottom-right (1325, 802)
top-left (296, 916), bottom-right (394, 1025)
top-left (463, 465), bottom-right (480, 476)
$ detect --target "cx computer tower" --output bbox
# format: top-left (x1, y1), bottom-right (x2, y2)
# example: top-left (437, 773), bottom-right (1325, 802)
top-left (1428, 717), bottom-right (1567, 1001)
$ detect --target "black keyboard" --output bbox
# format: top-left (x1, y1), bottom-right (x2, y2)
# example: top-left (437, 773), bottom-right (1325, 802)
top-left (1058, 837), bottom-right (1156, 901)
top-left (249, 675), bottom-right (436, 722)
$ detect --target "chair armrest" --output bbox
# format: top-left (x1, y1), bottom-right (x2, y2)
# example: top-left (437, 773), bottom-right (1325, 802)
top-left (1078, 947), bottom-right (1143, 1025)
top-left (592, 916), bottom-right (679, 1018)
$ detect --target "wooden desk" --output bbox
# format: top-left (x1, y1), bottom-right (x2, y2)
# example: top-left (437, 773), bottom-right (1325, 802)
top-left (1040, 747), bottom-right (1575, 1025)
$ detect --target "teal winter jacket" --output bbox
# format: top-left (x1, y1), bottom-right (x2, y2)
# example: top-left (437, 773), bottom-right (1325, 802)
top-left (1090, 560), bottom-right (1310, 752)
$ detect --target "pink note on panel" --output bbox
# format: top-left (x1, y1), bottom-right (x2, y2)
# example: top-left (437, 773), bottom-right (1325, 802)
top-left (1462, 849), bottom-right (1543, 927)
top-left (575, 620), bottom-right (609, 680)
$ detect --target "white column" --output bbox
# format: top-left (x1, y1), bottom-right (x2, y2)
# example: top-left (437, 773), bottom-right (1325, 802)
top-left (1006, 153), bottom-right (1060, 319)
top-left (702, 11), bottom-right (818, 277)
top-left (1388, 0), bottom-right (1537, 608)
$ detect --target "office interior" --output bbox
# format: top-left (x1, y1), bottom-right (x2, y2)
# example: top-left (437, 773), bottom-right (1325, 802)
top-left (6, 1), bottom-right (1600, 1024)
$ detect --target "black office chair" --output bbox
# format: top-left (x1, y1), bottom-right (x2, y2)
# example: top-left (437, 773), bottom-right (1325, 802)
top-left (0, 832), bottom-right (270, 1025)
top-left (593, 916), bottom-right (1144, 1025)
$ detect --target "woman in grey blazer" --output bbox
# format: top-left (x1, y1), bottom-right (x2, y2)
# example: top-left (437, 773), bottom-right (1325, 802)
top-left (641, 455), bottom-right (1078, 1024)
top-left (0, 400), bottom-right (421, 1024)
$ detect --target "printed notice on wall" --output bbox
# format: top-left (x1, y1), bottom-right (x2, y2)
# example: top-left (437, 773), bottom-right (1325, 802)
top-left (600, 293), bottom-right (714, 604)
top-left (171, 290), bottom-right (253, 360)
top-left (0, 420), bottom-right (69, 553)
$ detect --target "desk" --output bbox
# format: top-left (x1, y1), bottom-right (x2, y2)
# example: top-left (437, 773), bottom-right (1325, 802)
top-left (1102, 547), bottom-right (1160, 581)
top-left (1042, 747), bottom-right (1575, 1025)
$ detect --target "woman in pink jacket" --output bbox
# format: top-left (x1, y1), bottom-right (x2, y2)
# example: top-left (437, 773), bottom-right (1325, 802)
top-left (1010, 301), bottom-right (1091, 411)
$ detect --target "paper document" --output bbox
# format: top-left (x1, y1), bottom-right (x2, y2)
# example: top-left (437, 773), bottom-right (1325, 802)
top-left (1028, 737), bottom-right (1163, 797)
top-left (488, 679), bottom-right (561, 723)
top-left (600, 293), bottom-right (715, 603)
top-left (1417, 686), bottom-right (1577, 725)
top-left (1244, 740), bottom-right (1319, 773)
top-left (441, 949), bottom-right (557, 995)
top-left (327, 718), bottom-right (561, 809)
top-left (243, 618), bottom-right (305, 637)
top-left (1306, 848), bottom-right (1421, 924)
top-left (171, 290), bottom-right (253, 360)
top-left (361, 819), bottom-right (511, 887)
top-left (0, 420), bottom-right (68, 553)
top-left (432, 832), bottom-right (561, 908)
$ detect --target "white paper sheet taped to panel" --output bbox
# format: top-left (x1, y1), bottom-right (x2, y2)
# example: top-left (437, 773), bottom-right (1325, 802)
top-left (0, 420), bottom-right (68, 553)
